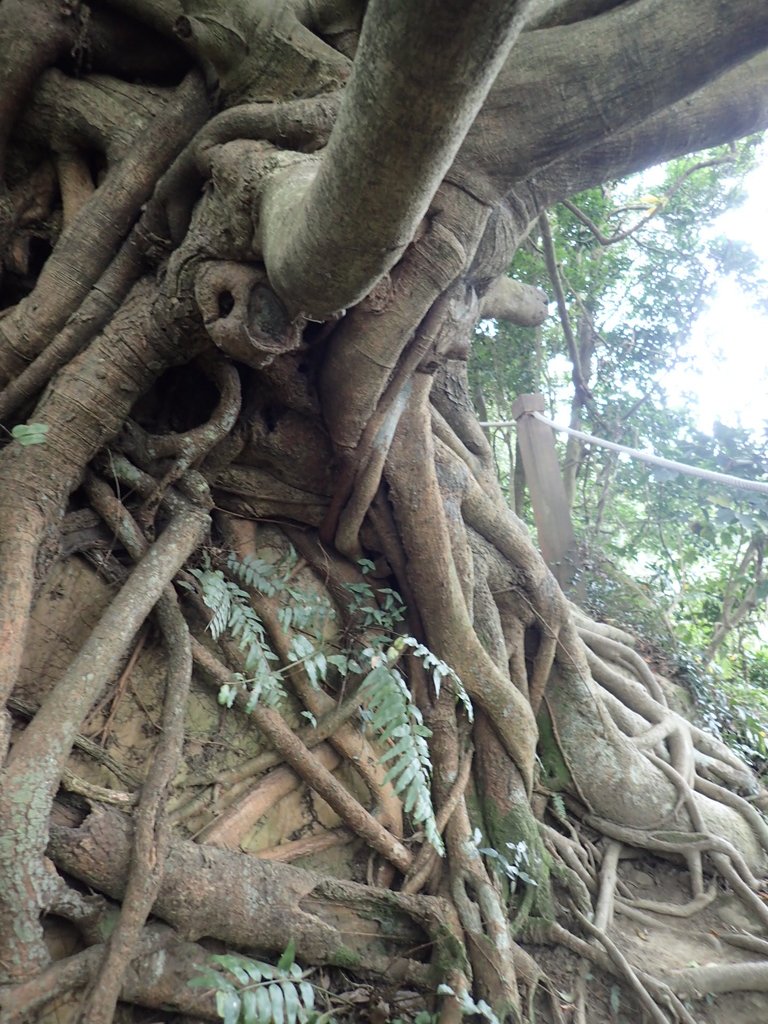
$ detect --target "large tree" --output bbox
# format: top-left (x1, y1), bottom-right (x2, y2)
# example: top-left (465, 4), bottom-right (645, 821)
top-left (2, 1), bottom-right (768, 1022)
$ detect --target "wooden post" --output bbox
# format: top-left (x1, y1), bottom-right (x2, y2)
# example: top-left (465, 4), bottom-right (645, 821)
top-left (511, 394), bottom-right (577, 588)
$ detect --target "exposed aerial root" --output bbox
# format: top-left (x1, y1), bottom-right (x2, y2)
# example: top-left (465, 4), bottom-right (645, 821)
top-left (372, 385), bottom-right (768, 1019)
top-left (118, 351), bottom-right (242, 512)
top-left (0, 72), bottom-right (209, 380)
top-left (617, 885), bottom-right (717, 918)
top-left (0, 493), bottom-right (208, 974)
top-left (665, 960), bottom-right (768, 997)
top-left (1, 52), bottom-right (767, 1019)
top-left (402, 747), bottom-right (474, 895)
top-left (77, 478), bottom-right (197, 1023)
top-left (181, 612), bottom-right (413, 872)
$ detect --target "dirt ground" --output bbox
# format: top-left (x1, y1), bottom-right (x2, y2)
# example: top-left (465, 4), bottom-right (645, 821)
top-left (530, 855), bottom-right (768, 1024)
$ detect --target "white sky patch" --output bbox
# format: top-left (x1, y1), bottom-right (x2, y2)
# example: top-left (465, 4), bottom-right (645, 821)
top-left (665, 153), bottom-right (768, 439)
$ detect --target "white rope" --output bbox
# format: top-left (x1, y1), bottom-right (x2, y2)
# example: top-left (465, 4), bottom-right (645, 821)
top-left (479, 411), bottom-right (768, 497)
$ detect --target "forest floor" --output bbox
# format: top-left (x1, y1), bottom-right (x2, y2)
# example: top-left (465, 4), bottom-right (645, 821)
top-left (532, 859), bottom-right (768, 1024)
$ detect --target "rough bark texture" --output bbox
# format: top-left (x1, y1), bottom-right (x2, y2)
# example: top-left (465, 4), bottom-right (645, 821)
top-left (1, 1), bottom-right (767, 1022)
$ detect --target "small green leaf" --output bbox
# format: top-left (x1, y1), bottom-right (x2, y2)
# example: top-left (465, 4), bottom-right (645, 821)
top-left (214, 954), bottom-right (247, 976)
top-left (269, 982), bottom-right (286, 1024)
top-left (299, 980), bottom-right (315, 1011)
top-left (255, 985), bottom-right (272, 1022)
top-left (282, 980), bottom-right (300, 1023)
top-left (243, 961), bottom-right (268, 983)
top-left (216, 989), bottom-right (242, 1024)
top-left (277, 939), bottom-right (296, 972)
top-left (378, 735), bottom-right (415, 765)
top-left (387, 759), bottom-right (420, 793)
top-left (242, 989), bottom-right (258, 1024)
top-left (11, 422), bottom-right (49, 446)
top-left (609, 984), bottom-right (621, 1015)
top-left (229, 964), bottom-right (250, 986)
top-left (187, 970), bottom-right (222, 989)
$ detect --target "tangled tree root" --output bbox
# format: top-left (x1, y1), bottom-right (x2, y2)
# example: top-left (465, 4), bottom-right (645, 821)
top-left (1, 310), bottom-right (767, 1022)
top-left (1, 16), bottom-right (767, 1021)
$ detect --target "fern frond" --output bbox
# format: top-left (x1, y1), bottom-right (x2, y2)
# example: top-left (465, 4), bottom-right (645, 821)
top-left (190, 567), bottom-right (232, 640)
top-left (191, 565), bottom-right (285, 710)
top-left (550, 791), bottom-right (568, 824)
top-left (359, 663), bottom-right (443, 855)
top-left (195, 554), bottom-right (456, 860)
top-left (194, 949), bottom-right (316, 1024)
top-left (227, 551), bottom-right (284, 597)
top-left (398, 636), bottom-right (474, 720)
top-left (228, 549), bottom-right (336, 641)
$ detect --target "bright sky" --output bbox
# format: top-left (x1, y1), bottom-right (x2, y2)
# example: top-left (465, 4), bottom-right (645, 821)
top-left (668, 154), bottom-right (768, 439)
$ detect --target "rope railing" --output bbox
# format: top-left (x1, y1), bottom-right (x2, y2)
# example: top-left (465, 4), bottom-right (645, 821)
top-left (480, 411), bottom-right (768, 497)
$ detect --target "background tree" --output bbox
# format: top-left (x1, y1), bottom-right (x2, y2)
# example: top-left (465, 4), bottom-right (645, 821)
top-left (2, 2), bottom-right (768, 1022)
top-left (473, 143), bottom-right (768, 767)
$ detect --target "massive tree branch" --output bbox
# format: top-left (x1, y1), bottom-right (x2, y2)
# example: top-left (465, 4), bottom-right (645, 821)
top-left (453, 0), bottom-right (768, 201)
top-left (256, 0), bottom-right (539, 317)
top-left (528, 0), bottom-right (629, 28)
top-left (536, 48), bottom-right (768, 204)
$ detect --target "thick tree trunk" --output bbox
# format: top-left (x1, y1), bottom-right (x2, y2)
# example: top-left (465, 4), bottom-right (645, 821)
top-left (1, 1), bottom-right (768, 1021)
